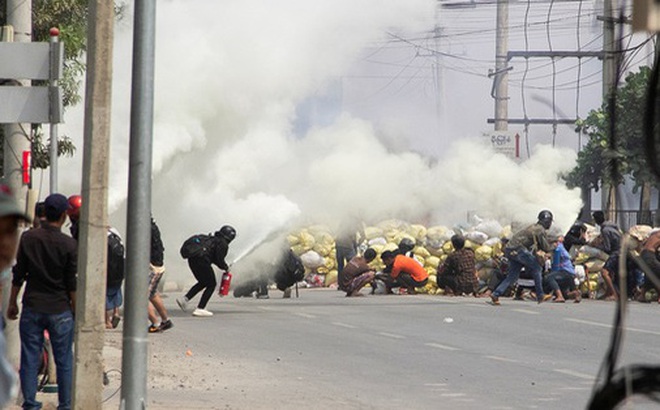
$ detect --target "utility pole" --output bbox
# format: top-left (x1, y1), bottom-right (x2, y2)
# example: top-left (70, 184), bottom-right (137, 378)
top-left (3, 0), bottom-right (31, 375)
top-left (72, 0), bottom-right (114, 408)
top-left (494, 0), bottom-right (509, 131)
top-left (601, 0), bottom-right (619, 219)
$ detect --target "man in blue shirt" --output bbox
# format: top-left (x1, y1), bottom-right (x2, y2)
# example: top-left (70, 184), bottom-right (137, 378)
top-left (543, 236), bottom-right (580, 303)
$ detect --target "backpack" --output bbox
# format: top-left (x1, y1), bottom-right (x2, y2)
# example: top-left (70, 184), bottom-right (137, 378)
top-left (107, 230), bottom-right (125, 287)
top-left (275, 250), bottom-right (305, 290)
top-left (180, 234), bottom-right (212, 259)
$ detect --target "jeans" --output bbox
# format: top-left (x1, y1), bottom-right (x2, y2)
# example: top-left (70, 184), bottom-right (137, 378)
top-left (543, 270), bottom-right (576, 295)
top-left (493, 248), bottom-right (546, 302)
top-left (19, 307), bottom-right (74, 410)
top-left (335, 245), bottom-right (356, 274)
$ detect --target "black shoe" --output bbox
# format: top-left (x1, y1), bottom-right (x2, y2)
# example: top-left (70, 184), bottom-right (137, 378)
top-left (148, 324), bottom-right (162, 333)
top-left (158, 319), bottom-right (173, 332)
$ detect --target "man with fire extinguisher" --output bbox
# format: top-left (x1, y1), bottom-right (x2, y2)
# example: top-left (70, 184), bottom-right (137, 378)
top-left (177, 225), bottom-right (236, 317)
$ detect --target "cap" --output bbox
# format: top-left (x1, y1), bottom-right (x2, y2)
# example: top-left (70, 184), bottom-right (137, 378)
top-left (0, 185), bottom-right (30, 222)
top-left (44, 193), bottom-right (71, 218)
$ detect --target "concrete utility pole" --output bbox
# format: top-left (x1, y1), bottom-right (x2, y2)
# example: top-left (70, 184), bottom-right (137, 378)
top-left (494, 0), bottom-right (509, 131)
top-left (121, 1), bottom-right (157, 408)
top-left (3, 0), bottom-right (31, 375)
top-left (72, 0), bottom-right (114, 408)
top-left (601, 0), bottom-right (619, 219)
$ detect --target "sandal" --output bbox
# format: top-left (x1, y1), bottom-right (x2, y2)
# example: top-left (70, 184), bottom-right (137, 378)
top-left (111, 316), bottom-right (121, 329)
top-left (148, 324), bottom-right (161, 333)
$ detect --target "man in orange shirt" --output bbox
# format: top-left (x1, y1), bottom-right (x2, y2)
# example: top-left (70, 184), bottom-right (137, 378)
top-left (380, 250), bottom-right (429, 294)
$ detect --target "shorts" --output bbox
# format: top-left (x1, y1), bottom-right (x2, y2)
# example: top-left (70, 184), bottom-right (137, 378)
top-left (148, 264), bottom-right (165, 299)
top-left (106, 286), bottom-right (123, 310)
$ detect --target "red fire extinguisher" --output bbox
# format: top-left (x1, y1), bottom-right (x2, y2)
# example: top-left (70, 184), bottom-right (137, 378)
top-left (219, 271), bottom-right (232, 297)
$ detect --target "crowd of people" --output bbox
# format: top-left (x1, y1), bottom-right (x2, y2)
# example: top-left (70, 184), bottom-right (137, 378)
top-left (331, 209), bottom-right (660, 307)
top-left (3, 181), bottom-right (660, 409)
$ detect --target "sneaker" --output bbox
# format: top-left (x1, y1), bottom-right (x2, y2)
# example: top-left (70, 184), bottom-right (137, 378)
top-left (158, 319), bottom-right (173, 332)
top-left (192, 308), bottom-right (213, 317)
top-left (282, 288), bottom-right (292, 299)
top-left (489, 295), bottom-right (500, 306)
top-left (148, 324), bottom-right (162, 333)
top-left (176, 296), bottom-right (189, 312)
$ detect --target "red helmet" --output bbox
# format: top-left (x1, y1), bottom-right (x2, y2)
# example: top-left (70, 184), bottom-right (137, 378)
top-left (67, 194), bottom-right (82, 220)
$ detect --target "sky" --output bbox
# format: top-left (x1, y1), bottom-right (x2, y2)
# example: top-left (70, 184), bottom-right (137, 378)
top-left (47, 0), bottom-right (653, 280)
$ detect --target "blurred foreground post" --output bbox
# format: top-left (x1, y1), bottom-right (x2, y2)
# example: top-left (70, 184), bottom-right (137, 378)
top-left (72, 0), bottom-right (114, 408)
top-left (121, 1), bottom-right (157, 408)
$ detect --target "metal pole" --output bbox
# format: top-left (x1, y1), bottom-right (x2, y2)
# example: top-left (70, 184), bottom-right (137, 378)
top-left (120, 1), bottom-right (156, 408)
top-left (49, 28), bottom-right (59, 194)
top-left (72, 0), bottom-right (114, 408)
top-left (494, 0), bottom-right (509, 131)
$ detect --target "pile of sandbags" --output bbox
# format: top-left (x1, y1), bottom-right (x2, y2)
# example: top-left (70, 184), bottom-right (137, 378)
top-left (287, 218), bottom-right (655, 297)
top-left (287, 225), bottom-right (338, 287)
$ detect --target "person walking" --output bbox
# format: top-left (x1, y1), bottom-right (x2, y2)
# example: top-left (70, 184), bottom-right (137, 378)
top-left (177, 225), bottom-right (236, 317)
top-left (489, 210), bottom-right (555, 305)
top-left (148, 217), bottom-right (173, 332)
top-left (8, 193), bottom-right (77, 410)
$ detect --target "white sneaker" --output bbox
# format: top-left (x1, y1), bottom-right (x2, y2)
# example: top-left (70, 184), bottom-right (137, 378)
top-left (192, 308), bottom-right (213, 317)
top-left (176, 296), bottom-right (189, 312)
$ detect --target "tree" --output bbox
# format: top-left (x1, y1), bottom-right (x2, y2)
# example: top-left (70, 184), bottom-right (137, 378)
top-left (565, 66), bottom-right (656, 220)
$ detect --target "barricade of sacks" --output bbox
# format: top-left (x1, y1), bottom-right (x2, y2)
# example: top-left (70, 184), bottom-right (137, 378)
top-left (286, 219), bottom-right (656, 297)
top-left (286, 219), bottom-right (510, 293)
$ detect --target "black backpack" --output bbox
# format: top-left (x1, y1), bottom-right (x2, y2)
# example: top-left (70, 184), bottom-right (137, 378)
top-left (275, 250), bottom-right (305, 290)
top-left (180, 234), bottom-right (212, 259)
top-left (107, 230), bottom-right (125, 287)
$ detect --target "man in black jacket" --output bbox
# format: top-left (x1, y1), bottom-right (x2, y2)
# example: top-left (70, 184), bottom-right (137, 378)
top-left (177, 225), bottom-right (236, 317)
top-left (9, 193), bottom-right (77, 410)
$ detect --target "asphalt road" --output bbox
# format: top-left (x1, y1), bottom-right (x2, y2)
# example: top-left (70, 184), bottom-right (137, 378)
top-left (112, 289), bottom-right (660, 409)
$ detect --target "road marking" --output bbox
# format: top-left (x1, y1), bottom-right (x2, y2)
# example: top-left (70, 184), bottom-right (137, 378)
top-left (565, 318), bottom-right (660, 336)
top-left (378, 332), bottom-right (405, 339)
top-left (535, 398), bottom-right (559, 402)
top-left (483, 355), bottom-right (520, 363)
top-left (440, 393), bottom-right (466, 397)
top-left (558, 387), bottom-right (590, 391)
top-left (258, 306), bottom-right (275, 311)
top-left (512, 308), bottom-right (539, 315)
top-left (425, 342), bottom-right (459, 351)
top-left (424, 383), bottom-right (448, 387)
top-left (294, 312), bottom-right (316, 319)
top-left (553, 368), bottom-right (594, 380)
top-left (331, 322), bottom-right (357, 329)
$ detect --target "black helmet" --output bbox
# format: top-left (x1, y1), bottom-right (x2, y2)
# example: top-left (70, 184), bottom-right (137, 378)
top-left (537, 210), bottom-right (553, 229)
top-left (398, 237), bottom-right (415, 253)
top-left (216, 225), bottom-right (236, 242)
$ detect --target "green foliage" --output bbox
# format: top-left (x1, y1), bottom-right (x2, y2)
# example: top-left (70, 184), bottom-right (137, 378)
top-left (565, 67), bottom-right (656, 195)
top-left (30, 127), bottom-right (76, 169)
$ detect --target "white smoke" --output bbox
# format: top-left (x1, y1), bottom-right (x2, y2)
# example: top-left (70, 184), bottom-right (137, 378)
top-left (58, 0), bottom-right (583, 283)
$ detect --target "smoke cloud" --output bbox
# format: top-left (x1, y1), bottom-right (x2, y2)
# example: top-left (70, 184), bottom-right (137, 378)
top-left (59, 1), bottom-right (582, 283)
